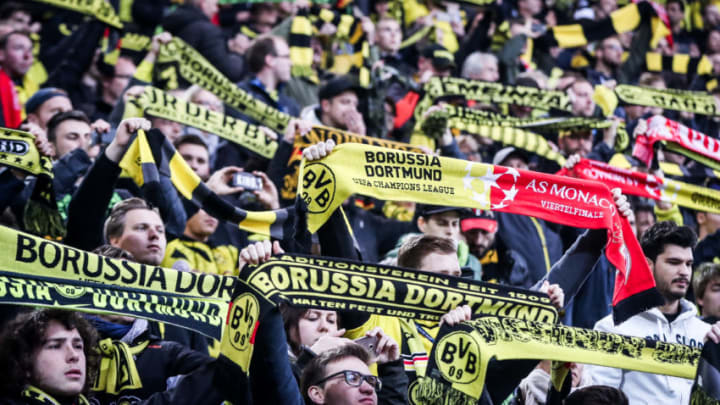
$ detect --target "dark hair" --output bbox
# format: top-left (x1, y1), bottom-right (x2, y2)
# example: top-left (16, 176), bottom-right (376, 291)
top-left (398, 234), bottom-right (456, 270)
top-left (0, 29), bottom-right (30, 49)
top-left (280, 303), bottom-right (342, 354)
top-left (301, 344), bottom-right (372, 405)
top-left (632, 201), bottom-right (655, 215)
top-left (640, 221), bottom-right (697, 262)
top-left (0, 309), bottom-right (100, 398)
top-left (174, 134), bottom-right (209, 151)
top-left (46, 110), bottom-right (90, 142)
top-left (246, 36), bottom-right (279, 74)
top-left (694, 262), bottom-right (720, 301)
top-left (666, 0), bottom-right (685, 11)
top-left (564, 385), bottom-right (628, 405)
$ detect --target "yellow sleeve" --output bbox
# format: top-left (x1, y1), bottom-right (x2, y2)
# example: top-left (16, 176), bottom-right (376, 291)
top-left (212, 245), bottom-right (240, 276)
top-left (655, 203), bottom-right (683, 225)
top-left (344, 314), bottom-right (403, 347)
top-left (134, 59), bottom-right (154, 83)
top-left (432, 21), bottom-right (458, 53)
top-left (409, 131), bottom-right (436, 151)
top-left (402, 0), bottom-right (429, 27)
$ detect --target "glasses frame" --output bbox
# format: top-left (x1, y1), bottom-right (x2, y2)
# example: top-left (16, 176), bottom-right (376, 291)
top-left (312, 370), bottom-right (382, 392)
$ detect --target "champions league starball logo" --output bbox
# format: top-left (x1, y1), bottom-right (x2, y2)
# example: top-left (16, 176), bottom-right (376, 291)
top-left (644, 173), bottom-right (680, 203)
top-left (462, 162), bottom-right (520, 209)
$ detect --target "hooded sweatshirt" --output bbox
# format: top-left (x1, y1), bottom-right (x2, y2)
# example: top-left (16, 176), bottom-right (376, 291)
top-left (586, 299), bottom-right (710, 404)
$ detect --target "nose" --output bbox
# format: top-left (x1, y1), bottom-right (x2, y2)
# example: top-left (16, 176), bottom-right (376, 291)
top-left (359, 378), bottom-right (375, 394)
top-left (148, 227), bottom-right (159, 240)
top-left (317, 318), bottom-right (329, 333)
top-left (66, 345), bottom-right (81, 363)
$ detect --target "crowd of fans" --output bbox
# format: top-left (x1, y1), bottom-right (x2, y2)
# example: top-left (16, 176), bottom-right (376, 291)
top-left (1, 0), bottom-right (720, 404)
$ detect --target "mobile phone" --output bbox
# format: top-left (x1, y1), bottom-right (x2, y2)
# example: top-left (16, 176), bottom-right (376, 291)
top-left (232, 172), bottom-right (263, 191)
top-left (531, 22), bottom-right (547, 34)
top-left (354, 335), bottom-right (379, 352)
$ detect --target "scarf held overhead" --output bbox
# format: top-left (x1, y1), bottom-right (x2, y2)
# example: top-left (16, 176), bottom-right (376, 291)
top-left (119, 129), bottom-right (291, 239)
top-left (633, 116), bottom-right (720, 170)
top-left (29, 0), bottom-right (122, 28)
top-left (416, 316), bottom-right (699, 405)
top-left (281, 125), bottom-right (425, 200)
top-left (298, 143), bottom-right (662, 324)
top-left (128, 86), bottom-right (278, 159)
top-left (559, 158), bottom-right (720, 214)
top-left (240, 254), bottom-right (558, 323)
top-left (156, 37), bottom-right (291, 133)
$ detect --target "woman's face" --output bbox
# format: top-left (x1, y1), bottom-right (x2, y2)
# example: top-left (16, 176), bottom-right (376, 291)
top-left (293, 309), bottom-right (339, 347)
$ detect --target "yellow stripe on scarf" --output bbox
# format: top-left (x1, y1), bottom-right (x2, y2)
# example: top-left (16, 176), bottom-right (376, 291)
top-left (93, 339), bottom-right (149, 395)
top-left (610, 2), bottom-right (641, 33)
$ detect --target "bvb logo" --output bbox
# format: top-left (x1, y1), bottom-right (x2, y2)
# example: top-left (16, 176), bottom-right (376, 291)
top-left (228, 293), bottom-right (259, 352)
top-left (301, 163), bottom-right (336, 213)
top-left (437, 332), bottom-right (481, 384)
top-left (407, 380), bottom-right (421, 405)
top-left (54, 285), bottom-right (86, 299)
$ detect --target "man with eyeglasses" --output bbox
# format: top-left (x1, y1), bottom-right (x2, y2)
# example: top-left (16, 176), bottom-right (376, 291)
top-left (216, 35), bottom-right (298, 169)
top-left (587, 37), bottom-right (624, 86)
top-left (301, 344), bottom-right (385, 405)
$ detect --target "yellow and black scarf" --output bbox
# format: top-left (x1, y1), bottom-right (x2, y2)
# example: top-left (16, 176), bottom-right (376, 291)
top-left (119, 129), bottom-right (292, 239)
top-left (417, 316), bottom-right (698, 405)
top-left (0, 127), bottom-right (64, 239)
top-left (22, 386), bottom-right (90, 405)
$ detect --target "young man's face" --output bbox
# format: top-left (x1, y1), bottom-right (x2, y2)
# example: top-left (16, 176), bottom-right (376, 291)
top-left (185, 209), bottom-right (218, 241)
top-left (418, 251), bottom-right (461, 277)
top-left (559, 132), bottom-right (593, 158)
top-left (312, 356), bottom-right (377, 405)
top-left (418, 211), bottom-right (460, 242)
top-left (650, 244), bottom-right (693, 303)
top-left (0, 33), bottom-right (33, 79)
top-left (269, 39), bottom-right (292, 83)
top-left (321, 91), bottom-right (359, 130)
top-left (28, 96), bottom-right (72, 130)
top-left (178, 143), bottom-right (210, 181)
top-left (53, 119), bottom-right (91, 159)
top-left (698, 212), bottom-right (720, 237)
top-left (32, 321), bottom-right (86, 398)
top-left (463, 228), bottom-right (497, 258)
top-left (110, 209), bottom-right (166, 266)
top-left (376, 19), bottom-right (402, 54)
top-left (698, 277), bottom-right (720, 318)
top-left (569, 81), bottom-right (595, 117)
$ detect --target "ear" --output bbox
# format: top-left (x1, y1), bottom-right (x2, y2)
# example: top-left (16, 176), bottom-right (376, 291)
top-left (320, 99), bottom-right (330, 114)
top-left (646, 257), bottom-right (654, 272)
top-left (265, 53), bottom-right (275, 68)
top-left (697, 212), bottom-right (707, 226)
top-left (307, 385), bottom-right (325, 404)
top-left (417, 216), bottom-right (427, 233)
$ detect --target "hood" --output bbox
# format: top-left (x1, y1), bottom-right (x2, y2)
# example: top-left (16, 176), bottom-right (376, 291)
top-left (642, 298), bottom-right (700, 324)
top-left (163, 5), bottom-right (208, 34)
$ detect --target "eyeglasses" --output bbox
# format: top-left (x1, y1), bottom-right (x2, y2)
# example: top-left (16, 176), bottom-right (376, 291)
top-left (313, 370), bottom-right (382, 391)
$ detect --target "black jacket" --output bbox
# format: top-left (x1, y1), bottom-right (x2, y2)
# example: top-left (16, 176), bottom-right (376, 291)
top-left (162, 6), bottom-right (245, 82)
top-left (89, 333), bottom-right (212, 405)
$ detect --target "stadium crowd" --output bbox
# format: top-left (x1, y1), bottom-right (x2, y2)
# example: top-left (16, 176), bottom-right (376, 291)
top-left (1, 0), bottom-right (720, 404)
